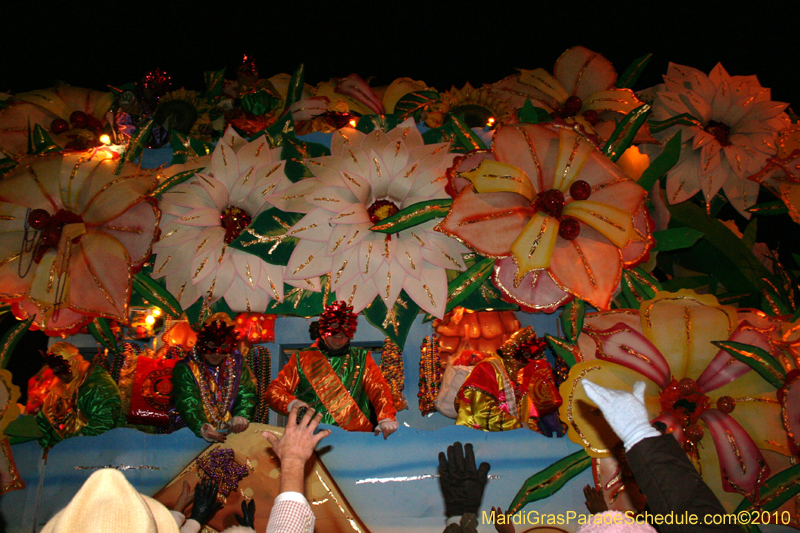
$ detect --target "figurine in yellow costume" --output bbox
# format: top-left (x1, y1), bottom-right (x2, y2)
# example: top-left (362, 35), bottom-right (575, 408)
top-left (171, 315), bottom-right (256, 442)
top-left (455, 327), bottom-right (563, 435)
top-left (266, 301), bottom-right (398, 438)
top-left (36, 342), bottom-right (122, 449)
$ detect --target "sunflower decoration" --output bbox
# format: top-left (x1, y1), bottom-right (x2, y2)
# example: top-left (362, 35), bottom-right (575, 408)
top-left (423, 83), bottom-right (513, 129)
top-left (154, 88), bottom-right (216, 142)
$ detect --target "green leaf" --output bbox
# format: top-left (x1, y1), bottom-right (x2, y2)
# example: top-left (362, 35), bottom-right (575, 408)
top-left (282, 64), bottom-right (305, 114)
top-left (518, 99), bottom-right (552, 124)
top-left (241, 90), bottom-right (278, 116)
top-left (560, 299), bottom-right (585, 344)
top-left (118, 118), bottom-right (153, 171)
top-left (653, 227), bottom-right (704, 252)
top-left (747, 200), bottom-right (789, 216)
top-left (661, 275), bottom-right (714, 293)
top-left (508, 449), bottom-right (591, 513)
top-left (453, 277), bottom-right (518, 313)
top-left (623, 267), bottom-right (662, 300)
top-left (450, 114), bottom-right (487, 151)
top-left (363, 291), bottom-right (419, 347)
top-left (648, 113), bottom-right (702, 133)
top-left (132, 272), bottom-right (183, 318)
top-left (546, 335), bottom-right (579, 368)
top-left (229, 207), bottom-right (304, 266)
top-left (394, 91), bottom-right (439, 121)
top-left (666, 200), bottom-right (777, 308)
top-left (282, 135), bottom-right (331, 182)
top-left (151, 168), bottom-right (203, 197)
top-left (170, 130), bottom-right (214, 166)
top-left (370, 199), bottom-right (453, 234)
top-left (87, 317), bottom-right (120, 356)
top-left (421, 124), bottom-right (455, 146)
top-left (713, 340), bottom-right (786, 388)
top-left (0, 158), bottom-right (18, 177)
top-left (637, 131), bottom-right (681, 191)
top-left (0, 317), bottom-right (34, 369)
top-left (603, 104), bottom-right (651, 162)
top-left (355, 115), bottom-right (401, 134)
top-left (615, 53), bottom-right (653, 89)
top-left (264, 284), bottom-right (330, 317)
top-left (204, 68), bottom-right (226, 99)
top-left (184, 297), bottom-right (236, 329)
top-left (735, 463), bottom-right (800, 517)
top-left (742, 219), bottom-right (757, 250)
top-left (5, 415), bottom-right (44, 442)
top-left (29, 124), bottom-right (61, 154)
top-left (255, 113), bottom-right (295, 149)
top-left (446, 257), bottom-right (495, 313)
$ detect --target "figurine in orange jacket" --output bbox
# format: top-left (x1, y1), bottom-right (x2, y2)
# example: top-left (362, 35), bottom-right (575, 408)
top-left (265, 301), bottom-right (398, 439)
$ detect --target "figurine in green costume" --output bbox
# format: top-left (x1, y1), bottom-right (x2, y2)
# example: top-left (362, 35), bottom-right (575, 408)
top-left (172, 315), bottom-right (256, 442)
top-left (36, 342), bottom-right (122, 449)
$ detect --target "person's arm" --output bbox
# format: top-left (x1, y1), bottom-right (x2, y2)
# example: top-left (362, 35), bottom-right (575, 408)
top-left (264, 353), bottom-right (301, 415)
top-left (263, 405), bottom-right (330, 533)
top-left (362, 354), bottom-right (398, 438)
top-left (76, 366), bottom-right (122, 437)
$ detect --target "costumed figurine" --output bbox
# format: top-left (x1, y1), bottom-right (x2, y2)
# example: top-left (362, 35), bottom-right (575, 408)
top-left (265, 301), bottom-right (398, 438)
top-left (36, 342), bottom-right (122, 449)
top-left (171, 314), bottom-right (256, 442)
top-left (455, 327), bottom-right (563, 435)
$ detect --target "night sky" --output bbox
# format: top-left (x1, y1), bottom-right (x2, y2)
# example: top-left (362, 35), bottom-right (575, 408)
top-left (2, 2), bottom-right (798, 105)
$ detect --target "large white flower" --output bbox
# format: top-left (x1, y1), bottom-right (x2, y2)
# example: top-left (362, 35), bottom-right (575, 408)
top-left (645, 63), bottom-right (789, 216)
top-left (269, 118), bottom-right (467, 317)
top-left (153, 127), bottom-right (306, 312)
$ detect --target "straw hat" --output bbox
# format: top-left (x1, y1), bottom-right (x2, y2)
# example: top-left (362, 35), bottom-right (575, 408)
top-left (42, 469), bottom-right (178, 533)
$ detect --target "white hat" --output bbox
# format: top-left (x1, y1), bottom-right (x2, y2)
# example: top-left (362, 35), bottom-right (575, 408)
top-left (42, 469), bottom-right (178, 533)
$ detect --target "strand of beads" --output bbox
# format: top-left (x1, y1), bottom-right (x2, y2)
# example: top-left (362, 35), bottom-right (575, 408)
top-left (195, 352), bottom-right (236, 426)
top-left (380, 338), bottom-right (408, 411)
top-left (195, 448), bottom-right (250, 499)
top-left (246, 346), bottom-right (271, 424)
top-left (418, 334), bottom-right (442, 416)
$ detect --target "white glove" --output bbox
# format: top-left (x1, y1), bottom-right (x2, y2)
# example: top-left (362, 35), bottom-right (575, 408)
top-left (581, 379), bottom-right (660, 452)
top-left (288, 399), bottom-right (310, 413)
top-left (374, 418), bottom-right (398, 440)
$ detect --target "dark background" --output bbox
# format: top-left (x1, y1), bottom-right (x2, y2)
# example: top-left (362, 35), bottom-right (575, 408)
top-left (2, 1), bottom-right (799, 400)
top-left (2, 2), bottom-right (798, 105)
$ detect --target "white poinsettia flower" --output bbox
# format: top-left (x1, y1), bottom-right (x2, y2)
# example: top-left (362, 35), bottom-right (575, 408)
top-left (153, 127), bottom-right (310, 312)
top-left (645, 63), bottom-right (789, 216)
top-left (269, 118), bottom-right (468, 317)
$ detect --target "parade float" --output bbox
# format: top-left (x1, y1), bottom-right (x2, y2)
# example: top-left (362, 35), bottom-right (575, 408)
top-left (0, 46), bottom-right (798, 532)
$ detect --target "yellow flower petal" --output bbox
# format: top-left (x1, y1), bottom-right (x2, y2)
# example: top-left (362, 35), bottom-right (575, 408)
top-left (462, 160), bottom-right (535, 201)
top-left (552, 128), bottom-right (595, 192)
top-left (563, 200), bottom-right (635, 248)
top-left (510, 212), bottom-right (558, 276)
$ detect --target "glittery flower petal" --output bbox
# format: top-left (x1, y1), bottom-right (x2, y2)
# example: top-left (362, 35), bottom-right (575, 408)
top-left (701, 409), bottom-right (770, 494)
top-left (492, 259), bottom-right (571, 313)
top-left (554, 46), bottom-right (617, 100)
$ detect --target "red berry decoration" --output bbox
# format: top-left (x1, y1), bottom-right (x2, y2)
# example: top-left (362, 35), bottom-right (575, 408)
top-left (50, 118), bottom-right (69, 134)
top-left (716, 396), bottom-right (735, 414)
top-left (558, 217), bottom-right (581, 240)
top-left (28, 209), bottom-right (51, 230)
top-left (563, 96), bottom-right (582, 117)
top-left (583, 110), bottom-right (600, 126)
top-left (678, 377), bottom-right (697, 396)
top-left (684, 423), bottom-right (704, 443)
top-left (569, 180), bottom-right (592, 201)
top-left (69, 111), bottom-right (88, 129)
top-left (86, 115), bottom-right (104, 134)
top-left (536, 189), bottom-right (565, 218)
top-left (38, 227), bottom-right (60, 248)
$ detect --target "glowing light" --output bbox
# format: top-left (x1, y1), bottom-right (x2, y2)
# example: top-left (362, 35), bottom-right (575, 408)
top-left (145, 315), bottom-right (155, 325)
top-left (486, 117), bottom-right (496, 127)
top-left (348, 119), bottom-right (357, 128)
top-left (151, 308), bottom-right (162, 317)
top-left (99, 134), bottom-right (111, 145)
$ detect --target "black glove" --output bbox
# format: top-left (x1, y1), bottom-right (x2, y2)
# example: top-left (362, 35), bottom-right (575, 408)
top-left (189, 478), bottom-right (222, 525)
top-left (438, 442), bottom-right (491, 517)
top-left (235, 499), bottom-right (256, 528)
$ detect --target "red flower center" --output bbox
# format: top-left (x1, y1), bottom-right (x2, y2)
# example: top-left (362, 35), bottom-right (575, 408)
top-left (659, 377), bottom-right (710, 428)
top-left (32, 209), bottom-right (83, 263)
top-left (220, 206), bottom-right (252, 244)
top-left (704, 120), bottom-right (732, 146)
top-left (367, 199), bottom-right (400, 223)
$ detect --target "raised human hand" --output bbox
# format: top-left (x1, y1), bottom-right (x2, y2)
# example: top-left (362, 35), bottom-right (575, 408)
top-left (438, 442), bottom-right (491, 517)
top-left (189, 478), bottom-right (222, 525)
top-left (581, 379), bottom-right (659, 451)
